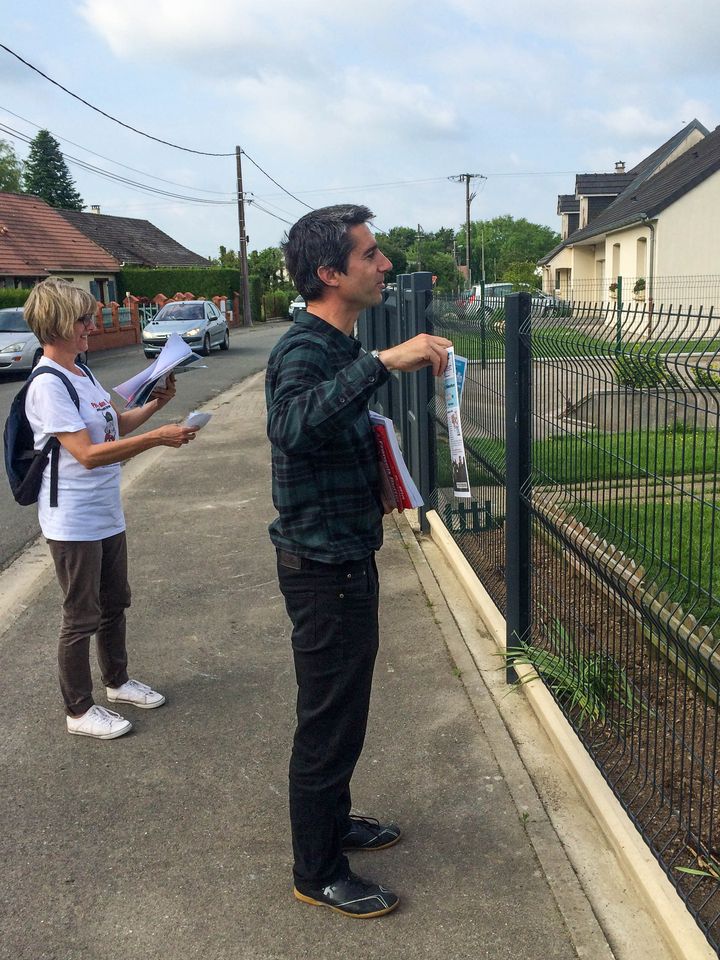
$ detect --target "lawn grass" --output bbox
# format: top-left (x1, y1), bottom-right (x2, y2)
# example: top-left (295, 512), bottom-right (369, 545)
top-left (437, 319), bottom-right (719, 364)
top-left (438, 427), bottom-right (719, 488)
top-left (576, 498), bottom-right (720, 629)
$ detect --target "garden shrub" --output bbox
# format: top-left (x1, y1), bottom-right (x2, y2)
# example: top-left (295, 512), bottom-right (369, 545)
top-left (693, 366), bottom-right (720, 389)
top-left (0, 288), bottom-right (31, 308)
top-left (119, 267), bottom-right (238, 302)
top-left (615, 353), bottom-right (678, 388)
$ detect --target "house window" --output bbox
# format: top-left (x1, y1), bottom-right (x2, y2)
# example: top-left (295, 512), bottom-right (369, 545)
top-left (611, 243), bottom-right (620, 279)
top-left (90, 278), bottom-right (108, 304)
top-left (636, 237), bottom-right (647, 279)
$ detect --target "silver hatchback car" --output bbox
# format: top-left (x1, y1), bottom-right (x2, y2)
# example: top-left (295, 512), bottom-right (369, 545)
top-left (142, 300), bottom-right (230, 359)
top-left (0, 307), bottom-right (88, 374)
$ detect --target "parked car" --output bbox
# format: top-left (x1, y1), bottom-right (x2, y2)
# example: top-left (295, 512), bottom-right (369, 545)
top-left (0, 307), bottom-right (88, 375)
top-left (141, 300), bottom-right (229, 359)
top-left (462, 283), bottom-right (571, 319)
top-left (288, 295), bottom-right (306, 320)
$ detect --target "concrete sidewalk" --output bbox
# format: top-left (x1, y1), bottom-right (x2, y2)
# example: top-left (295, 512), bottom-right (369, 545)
top-left (0, 373), bottom-right (667, 960)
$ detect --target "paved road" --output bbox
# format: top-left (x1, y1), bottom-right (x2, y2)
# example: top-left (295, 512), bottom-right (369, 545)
top-left (0, 322), bottom-right (290, 571)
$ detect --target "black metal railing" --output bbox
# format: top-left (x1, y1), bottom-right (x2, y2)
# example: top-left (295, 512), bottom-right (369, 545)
top-left (430, 282), bottom-right (720, 954)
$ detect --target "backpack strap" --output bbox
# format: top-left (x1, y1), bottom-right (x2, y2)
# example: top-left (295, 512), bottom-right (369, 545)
top-left (26, 366), bottom-right (82, 508)
top-left (75, 361), bottom-right (96, 386)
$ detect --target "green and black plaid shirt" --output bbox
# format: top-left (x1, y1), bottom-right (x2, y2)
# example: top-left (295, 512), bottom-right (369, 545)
top-left (265, 311), bottom-right (390, 563)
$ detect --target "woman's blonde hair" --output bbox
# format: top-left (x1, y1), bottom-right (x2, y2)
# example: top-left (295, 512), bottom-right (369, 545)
top-left (24, 278), bottom-right (97, 345)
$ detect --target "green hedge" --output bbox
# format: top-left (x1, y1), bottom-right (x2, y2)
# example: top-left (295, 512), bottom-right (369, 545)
top-left (249, 276), bottom-right (263, 324)
top-left (118, 267), bottom-right (239, 302)
top-left (262, 289), bottom-right (293, 320)
top-left (0, 288), bottom-right (31, 308)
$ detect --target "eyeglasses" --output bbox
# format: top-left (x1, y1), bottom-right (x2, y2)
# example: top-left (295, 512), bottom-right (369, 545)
top-left (76, 315), bottom-right (95, 330)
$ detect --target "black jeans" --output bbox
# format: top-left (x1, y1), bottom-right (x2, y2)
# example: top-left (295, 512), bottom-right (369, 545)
top-left (277, 549), bottom-right (380, 887)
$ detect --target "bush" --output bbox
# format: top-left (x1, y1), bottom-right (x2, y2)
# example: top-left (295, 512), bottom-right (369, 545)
top-left (693, 366), bottom-right (720, 388)
top-left (249, 275), bottom-right (263, 324)
top-left (119, 267), bottom-right (238, 302)
top-left (262, 289), bottom-right (293, 320)
top-left (0, 287), bottom-right (31, 308)
top-left (615, 353), bottom-right (679, 388)
top-left (633, 277), bottom-right (646, 294)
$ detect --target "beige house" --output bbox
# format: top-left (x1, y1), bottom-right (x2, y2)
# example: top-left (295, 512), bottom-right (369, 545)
top-left (539, 119), bottom-right (720, 310)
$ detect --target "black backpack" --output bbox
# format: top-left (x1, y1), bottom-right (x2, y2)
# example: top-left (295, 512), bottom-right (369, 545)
top-left (3, 363), bottom-right (95, 507)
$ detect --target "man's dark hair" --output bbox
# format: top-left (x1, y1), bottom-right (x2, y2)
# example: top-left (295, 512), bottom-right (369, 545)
top-left (282, 204), bottom-right (374, 301)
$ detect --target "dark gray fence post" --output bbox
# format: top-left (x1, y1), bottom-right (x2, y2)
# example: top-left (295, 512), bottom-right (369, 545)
top-left (407, 272), bottom-right (434, 532)
top-left (504, 291), bottom-right (532, 683)
top-left (360, 272), bottom-right (435, 532)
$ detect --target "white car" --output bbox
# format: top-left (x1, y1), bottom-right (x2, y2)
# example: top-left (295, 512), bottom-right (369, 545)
top-left (0, 307), bottom-right (88, 374)
top-left (142, 300), bottom-right (230, 359)
top-left (288, 295), bottom-right (306, 320)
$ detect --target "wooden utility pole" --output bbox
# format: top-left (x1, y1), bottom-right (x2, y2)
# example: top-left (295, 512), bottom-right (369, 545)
top-left (449, 173), bottom-right (486, 287)
top-left (236, 146), bottom-right (252, 326)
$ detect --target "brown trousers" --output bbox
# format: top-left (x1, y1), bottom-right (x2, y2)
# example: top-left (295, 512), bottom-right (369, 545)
top-left (48, 532), bottom-right (131, 717)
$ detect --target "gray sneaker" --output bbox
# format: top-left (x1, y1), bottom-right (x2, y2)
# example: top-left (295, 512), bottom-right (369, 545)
top-left (66, 705), bottom-right (132, 740)
top-left (107, 678), bottom-right (165, 709)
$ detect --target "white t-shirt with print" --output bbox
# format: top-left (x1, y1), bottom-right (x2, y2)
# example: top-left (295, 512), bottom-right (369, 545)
top-left (25, 358), bottom-right (125, 541)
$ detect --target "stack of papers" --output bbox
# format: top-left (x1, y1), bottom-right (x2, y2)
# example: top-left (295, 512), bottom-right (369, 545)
top-left (114, 334), bottom-right (202, 408)
top-left (369, 411), bottom-right (423, 511)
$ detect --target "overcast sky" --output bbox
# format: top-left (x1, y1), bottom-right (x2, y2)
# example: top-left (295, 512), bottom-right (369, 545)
top-left (2, 0), bottom-right (718, 259)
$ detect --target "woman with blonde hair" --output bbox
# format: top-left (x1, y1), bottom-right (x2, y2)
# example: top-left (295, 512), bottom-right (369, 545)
top-left (24, 277), bottom-right (197, 740)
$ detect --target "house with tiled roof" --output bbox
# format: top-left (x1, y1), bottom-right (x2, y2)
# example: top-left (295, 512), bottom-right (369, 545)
top-left (0, 192), bottom-right (120, 302)
top-left (57, 209), bottom-right (209, 268)
top-left (539, 119), bottom-right (719, 302)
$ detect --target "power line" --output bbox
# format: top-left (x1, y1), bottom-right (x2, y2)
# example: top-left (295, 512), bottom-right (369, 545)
top-left (247, 199), bottom-right (293, 226)
top-left (241, 150), bottom-right (313, 209)
top-left (0, 42), bottom-right (234, 157)
top-left (0, 105), bottom-right (235, 196)
top-left (0, 43), bottom-right (314, 211)
top-left (0, 122), bottom-right (234, 205)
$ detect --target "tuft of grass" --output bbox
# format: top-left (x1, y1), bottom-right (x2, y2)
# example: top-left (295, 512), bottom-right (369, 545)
top-left (503, 616), bottom-right (639, 728)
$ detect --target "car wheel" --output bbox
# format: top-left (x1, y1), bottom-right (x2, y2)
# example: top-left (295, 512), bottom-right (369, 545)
top-left (144, 350), bottom-right (155, 359)
top-left (200, 334), bottom-right (211, 357)
top-left (219, 329), bottom-right (230, 351)
top-left (31, 349), bottom-right (44, 369)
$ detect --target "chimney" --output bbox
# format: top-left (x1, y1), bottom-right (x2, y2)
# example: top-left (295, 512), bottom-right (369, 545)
top-left (90, 205), bottom-right (101, 214)
top-left (614, 161), bottom-right (625, 174)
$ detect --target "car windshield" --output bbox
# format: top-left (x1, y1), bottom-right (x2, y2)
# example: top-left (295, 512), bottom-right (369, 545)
top-left (0, 309), bottom-right (30, 333)
top-left (157, 304), bottom-right (204, 321)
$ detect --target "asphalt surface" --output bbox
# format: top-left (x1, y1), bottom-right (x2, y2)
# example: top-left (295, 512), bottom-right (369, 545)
top-left (0, 322), bottom-right (289, 571)
top-left (0, 367), bottom-right (616, 960)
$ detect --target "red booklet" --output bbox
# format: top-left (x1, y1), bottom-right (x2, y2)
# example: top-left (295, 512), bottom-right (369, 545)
top-left (369, 412), bottom-right (423, 512)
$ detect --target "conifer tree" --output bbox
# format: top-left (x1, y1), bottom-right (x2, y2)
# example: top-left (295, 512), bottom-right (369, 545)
top-left (22, 130), bottom-right (83, 210)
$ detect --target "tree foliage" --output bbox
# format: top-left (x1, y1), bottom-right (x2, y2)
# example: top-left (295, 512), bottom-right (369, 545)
top-left (0, 139), bottom-right (23, 193)
top-left (22, 130), bottom-right (83, 210)
top-left (458, 215), bottom-right (560, 283)
top-left (375, 226), bottom-right (461, 292)
top-left (248, 247), bottom-right (286, 289)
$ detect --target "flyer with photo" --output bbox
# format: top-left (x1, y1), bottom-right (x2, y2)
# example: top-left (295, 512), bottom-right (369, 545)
top-left (444, 347), bottom-right (471, 499)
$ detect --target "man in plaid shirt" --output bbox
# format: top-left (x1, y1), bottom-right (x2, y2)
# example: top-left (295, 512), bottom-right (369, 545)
top-left (266, 204), bottom-right (451, 919)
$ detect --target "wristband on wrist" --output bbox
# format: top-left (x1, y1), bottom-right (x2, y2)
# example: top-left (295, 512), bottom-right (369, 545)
top-left (370, 349), bottom-right (387, 370)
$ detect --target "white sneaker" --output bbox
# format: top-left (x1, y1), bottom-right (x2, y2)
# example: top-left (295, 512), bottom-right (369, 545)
top-left (106, 678), bottom-right (165, 709)
top-left (67, 705), bottom-right (132, 740)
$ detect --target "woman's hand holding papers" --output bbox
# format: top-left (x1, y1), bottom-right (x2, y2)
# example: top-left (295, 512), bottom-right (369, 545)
top-left (150, 423), bottom-right (197, 448)
top-left (149, 372), bottom-right (176, 409)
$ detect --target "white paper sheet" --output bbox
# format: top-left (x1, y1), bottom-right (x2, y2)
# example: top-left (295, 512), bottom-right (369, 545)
top-left (114, 334), bottom-right (202, 408)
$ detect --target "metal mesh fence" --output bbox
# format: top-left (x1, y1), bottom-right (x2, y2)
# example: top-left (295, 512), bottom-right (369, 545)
top-left (430, 284), bottom-right (720, 952)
